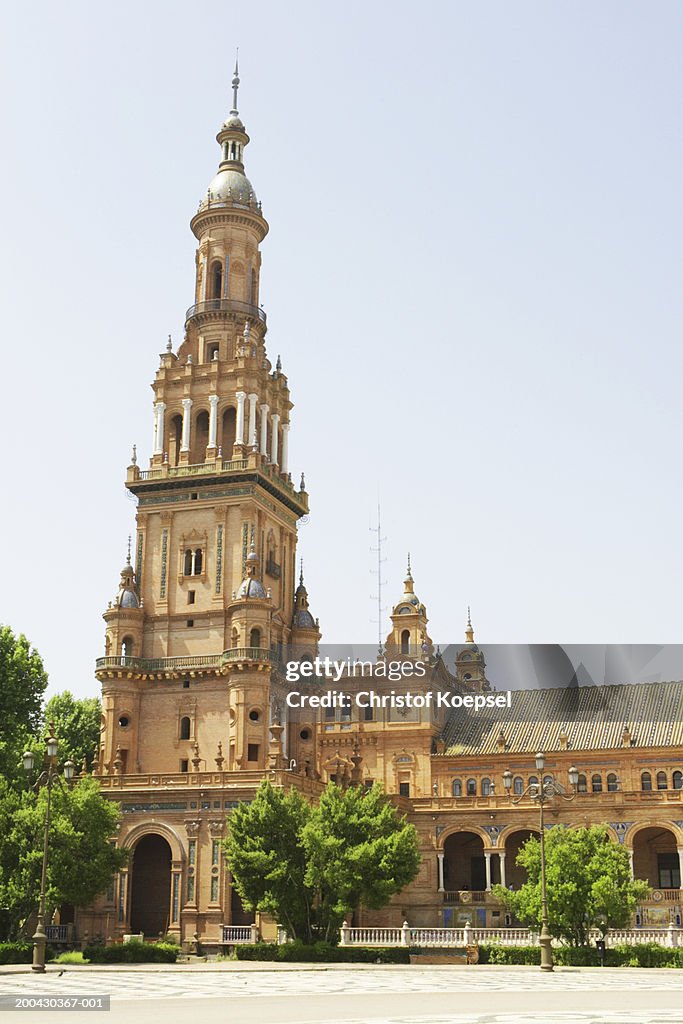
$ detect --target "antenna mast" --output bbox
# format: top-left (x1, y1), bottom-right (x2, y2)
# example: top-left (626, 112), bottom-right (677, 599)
top-left (370, 503), bottom-right (387, 654)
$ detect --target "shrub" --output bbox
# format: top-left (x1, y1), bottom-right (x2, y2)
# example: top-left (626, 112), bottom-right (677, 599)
top-left (83, 940), bottom-right (180, 964)
top-left (478, 942), bottom-right (683, 968)
top-left (0, 942), bottom-right (32, 964)
top-left (235, 941), bottom-right (409, 964)
top-left (53, 951), bottom-right (88, 965)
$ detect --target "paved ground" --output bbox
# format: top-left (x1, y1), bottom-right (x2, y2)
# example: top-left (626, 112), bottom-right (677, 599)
top-left (1, 965), bottom-right (683, 1023)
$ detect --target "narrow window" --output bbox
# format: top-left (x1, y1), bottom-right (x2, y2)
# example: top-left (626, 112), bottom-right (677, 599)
top-left (400, 629), bottom-right (410, 655)
top-left (591, 774), bottom-right (602, 793)
top-left (399, 782), bottom-right (410, 797)
top-left (657, 771), bottom-right (668, 790)
top-left (607, 773), bottom-right (618, 792)
top-left (452, 779), bottom-right (462, 797)
top-left (182, 679), bottom-right (190, 689)
top-left (180, 717), bottom-right (191, 740)
top-left (194, 549), bottom-right (203, 575)
top-left (577, 774), bottom-right (587, 793)
top-left (180, 759), bottom-right (189, 773)
top-left (187, 591), bottom-right (195, 605)
top-left (247, 744), bottom-right (259, 762)
top-left (211, 261), bottom-right (222, 299)
top-left (673, 771), bottom-right (683, 790)
top-left (466, 778), bottom-right (477, 796)
top-left (529, 775), bottom-right (539, 790)
top-left (364, 706), bottom-right (374, 722)
top-left (184, 550), bottom-right (193, 576)
top-left (641, 771), bottom-right (652, 791)
top-left (513, 776), bottom-right (524, 796)
top-left (481, 778), bottom-right (491, 796)
top-left (249, 627), bottom-right (261, 648)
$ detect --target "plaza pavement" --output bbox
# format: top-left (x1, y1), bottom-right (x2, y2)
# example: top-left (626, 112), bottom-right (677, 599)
top-left (1, 964), bottom-right (683, 1024)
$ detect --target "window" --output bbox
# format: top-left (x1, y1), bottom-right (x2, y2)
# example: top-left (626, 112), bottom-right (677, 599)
top-left (180, 759), bottom-right (189, 773)
top-left (187, 591), bottom-right (195, 605)
top-left (577, 774), bottom-right (587, 793)
top-left (300, 728), bottom-right (311, 741)
top-left (399, 782), bottom-right (410, 797)
top-left (607, 773), bottom-right (618, 792)
top-left (452, 779), bottom-right (462, 797)
top-left (249, 627), bottom-right (261, 648)
top-left (208, 344), bottom-right (219, 361)
top-left (591, 774), bottom-right (603, 793)
top-left (121, 636), bottom-right (134, 658)
top-left (340, 697), bottom-right (352, 721)
top-left (186, 619), bottom-right (194, 628)
top-left (657, 771), bottom-right (668, 790)
top-left (641, 771), bottom-right (652, 791)
top-left (674, 771), bottom-right (683, 790)
top-left (658, 853), bottom-right (681, 890)
top-left (363, 706), bottom-right (374, 721)
top-left (180, 717), bottom-right (191, 740)
top-left (466, 778), bottom-right (477, 796)
top-left (481, 778), bottom-right (492, 797)
top-left (249, 709), bottom-right (260, 722)
top-left (513, 776), bottom-right (524, 796)
top-left (118, 716), bottom-right (129, 729)
top-left (529, 775), bottom-right (539, 790)
top-left (211, 260), bottom-right (222, 299)
top-left (400, 629), bottom-right (410, 655)
top-left (543, 775), bottom-right (553, 788)
top-left (183, 679), bottom-right (190, 689)
top-left (183, 548), bottom-right (204, 576)
top-left (325, 705), bottom-right (335, 720)
top-left (247, 744), bottom-right (259, 762)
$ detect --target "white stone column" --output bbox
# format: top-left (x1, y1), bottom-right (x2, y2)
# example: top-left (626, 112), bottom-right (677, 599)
top-left (153, 401), bottom-right (166, 456)
top-left (208, 394), bottom-right (219, 450)
top-left (180, 398), bottom-right (193, 453)
top-left (678, 848), bottom-right (683, 890)
top-left (247, 393), bottom-right (258, 448)
top-left (499, 851), bottom-right (506, 888)
top-left (281, 422), bottom-right (290, 474)
top-left (235, 392), bottom-right (246, 446)
top-left (484, 851), bottom-right (492, 891)
top-left (437, 852), bottom-right (445, 893)
top-left (628, 848), bottom-right (635, 879)
top-left (270, 413), bottom-right (280, 465)
top-left (259, 404), bottom-right (269, 456)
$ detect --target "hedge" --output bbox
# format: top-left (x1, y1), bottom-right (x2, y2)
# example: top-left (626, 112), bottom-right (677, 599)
top-left (0, 942), bottom-right (56, 964)
top-left (479, 942), bottom-right (683, 968)
top-left (82, 940), bottom-right (180, 964)
top-left (236, 941), bottom-right (410, 963)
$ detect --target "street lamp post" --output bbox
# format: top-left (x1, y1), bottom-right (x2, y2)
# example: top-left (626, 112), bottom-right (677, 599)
top-left (503, 755), bottom-right (579, 972)
top-left (22, 729), bottom-right (75, 974)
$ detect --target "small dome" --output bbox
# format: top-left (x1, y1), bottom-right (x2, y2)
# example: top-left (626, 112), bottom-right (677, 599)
top-left (223, 115), bottom-right (245, 130)
top-left (237, 577), bottom-right (266, 599)
top-left (293, 609), bottom-right (315, 629)
top-left (206, 168), bottom-right (257, 206)
top-left (119, 589), bottom-right (139, 609)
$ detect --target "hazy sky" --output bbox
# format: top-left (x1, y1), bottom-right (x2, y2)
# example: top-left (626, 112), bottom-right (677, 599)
top-left (1, 2), bottom-right (682, 699)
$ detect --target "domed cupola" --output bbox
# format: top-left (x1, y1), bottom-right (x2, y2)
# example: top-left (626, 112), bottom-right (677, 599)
top-left (290, 562), bottom-right (321, 655)
top-left (386, 555), bottom-right (431, 656)
top-left (454, 608), bottom-right (489, 691)
top-left (102, 538), bottom-right (144, 663)
top-left (116, 543), bottom-right (139, 609)
top-left (236, 533), bottom-right (268, 600)
top-left (199, 58), bottom-right (260, 213)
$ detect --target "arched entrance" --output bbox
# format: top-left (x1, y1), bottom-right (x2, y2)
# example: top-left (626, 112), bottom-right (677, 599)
top-left (130, 834), bottom-right (171, 937)
top-left (632, 826), bottom-right (680, 890)
top-left (504, 828), bottom-right (538, 890)
top-left (443, 831), bottom-right (486, 892)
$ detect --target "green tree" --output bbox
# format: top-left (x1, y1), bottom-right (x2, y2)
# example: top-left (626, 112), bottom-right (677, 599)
top-left (492, 824), bottom-right (649, 946)
top-left (0, 626), bottom-right (48, 788)
top-left (302, 783), bottom-right (421, 941)
top-left (41, 692), bottom-right (102, 772)
top-left (224, 781), bottom-right (420, 943)
top-left (225, 782), bottom-right (314, 941)
top-left (0, 776), bottom-right (127, 939)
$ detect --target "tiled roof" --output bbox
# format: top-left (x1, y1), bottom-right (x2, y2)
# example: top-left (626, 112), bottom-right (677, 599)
top-left (440, 680), bottom-right (683, 755)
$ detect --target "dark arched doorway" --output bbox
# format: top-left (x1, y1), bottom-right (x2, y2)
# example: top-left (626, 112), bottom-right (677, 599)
top-left (130, 834), bottom-right (171, 937)
top-left (504, 828), bottom-right (538, 890)
top-left (443, 831), bottom-right (486, 892)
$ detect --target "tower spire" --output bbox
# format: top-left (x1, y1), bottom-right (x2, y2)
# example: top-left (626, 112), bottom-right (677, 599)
top-left (230, 51), bottom-right (240, 117)
top-left (465, 606), bottom-right (475, 644)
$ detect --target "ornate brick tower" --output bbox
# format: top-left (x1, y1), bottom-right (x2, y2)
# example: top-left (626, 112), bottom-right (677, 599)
top-left (89, 68), bottom-right (315, 944)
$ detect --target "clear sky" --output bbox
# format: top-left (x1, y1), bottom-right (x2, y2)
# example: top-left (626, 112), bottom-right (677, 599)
top-left (1, 1), bottom-right (682, 698)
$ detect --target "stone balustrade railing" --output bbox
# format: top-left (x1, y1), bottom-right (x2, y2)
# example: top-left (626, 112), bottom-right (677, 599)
top-left (339, 923), bottom-right (683, 948)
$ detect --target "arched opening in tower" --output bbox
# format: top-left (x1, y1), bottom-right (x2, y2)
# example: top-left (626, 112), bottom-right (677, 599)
top-left (129, 834), bottom-right (172, 938)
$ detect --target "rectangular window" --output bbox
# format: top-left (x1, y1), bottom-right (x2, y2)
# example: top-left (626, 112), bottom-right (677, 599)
top-left (211, 876), bottom-right (219, 903)
top-left (187, 874), bottom-right (195, 903)
top-left (247, 744), bottom-right (259, 763)
top-left (399, 782), bottom-right (410, 797)
top-left (658, 853), bottom-right (681, 889)
top-left (187, 591), bottom-right (196, 605)
top-left (183, 679), bottom-right (190, 689)
top-left (187, 619), bottom-right (194, 628)
top-left (189, 840), bottom-right (196, 866)
top-left (212, 840), bottom-right (220, 867)
top-left (180, 759), bottom-right (189, 773)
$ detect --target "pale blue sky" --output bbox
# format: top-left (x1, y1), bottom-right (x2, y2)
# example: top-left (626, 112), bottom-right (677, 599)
top-left (1, 2), bottom-right (682, 698)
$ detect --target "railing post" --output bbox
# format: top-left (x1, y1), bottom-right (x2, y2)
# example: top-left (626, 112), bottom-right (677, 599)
top-left (401, 921), bottom-right (410, 947)
top-left (340, 921), bottom-right (350, 946)
top-left (668, 923), bottom-right (676, 948)
top-left (463, 921), bottom-right (471, 948)
top-left (250, 923), bottom-right (259, 944)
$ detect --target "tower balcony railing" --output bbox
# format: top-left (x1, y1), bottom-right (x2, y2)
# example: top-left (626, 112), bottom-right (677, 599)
top-left (185, 298), bottom-right (267, 326)
top-left (96, 648), bottom-right (275, 673)
top-left (223, 647), bottom-right (273, 663)
top-left (130, 455), bottom-right (303, 504)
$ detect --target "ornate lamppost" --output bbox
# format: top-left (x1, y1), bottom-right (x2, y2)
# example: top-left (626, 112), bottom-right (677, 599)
top-left (502, 755), bottom-right (579, 972)
top-left (22, 728), bottom-right (76, 973)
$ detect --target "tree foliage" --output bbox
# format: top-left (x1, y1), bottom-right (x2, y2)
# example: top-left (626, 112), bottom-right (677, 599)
top-left (0, 626), bottom-right (48, 788)
top-left (492, 825), bottom-right (649, 946)
top-left (225, 781), bottom-right (420, 943)
top-left (40, 692), bottom-right (102, 772)
top-left (0, 776), bottom-right (127, 939)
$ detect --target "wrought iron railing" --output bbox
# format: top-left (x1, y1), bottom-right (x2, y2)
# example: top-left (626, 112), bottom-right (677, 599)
top-left (185, 298), bottom-right (267, 324)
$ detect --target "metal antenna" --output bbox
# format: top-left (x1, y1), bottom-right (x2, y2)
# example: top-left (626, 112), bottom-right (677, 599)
top-left (370, 502), bottom-right (387, 654)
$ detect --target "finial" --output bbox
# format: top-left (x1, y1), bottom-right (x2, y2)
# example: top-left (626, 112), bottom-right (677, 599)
top-left (465, 606), bottom-right (475, 644)
top-left (300, 472), bottom-right (306, 491)
top-left (126, 536), bottom-right (132, 566)
top-left (299, 558), bottom-right (304, 586)
top-left (230, 50), bottom-right (240, 116)
top-left (131, 444), bottom-right (137, 466)
top-left (243, 319), bottom-right (250, 339)
top-left (406, 552), bottom-right (413, 581)
top-left (276, 354), bottom-right (282, 373)
top-left (166, 334), bottom-right (173, 352)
